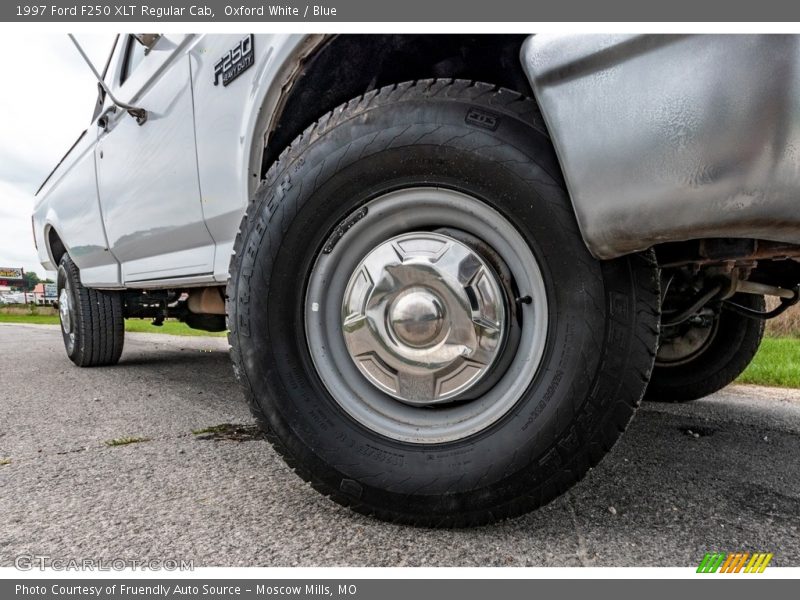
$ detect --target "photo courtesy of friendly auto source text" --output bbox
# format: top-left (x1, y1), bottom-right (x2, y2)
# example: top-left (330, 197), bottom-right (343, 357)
top-left (0, 0), bottom-right (798, 596)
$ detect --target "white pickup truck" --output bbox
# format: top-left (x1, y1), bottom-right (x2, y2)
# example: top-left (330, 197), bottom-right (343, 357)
top-left (33, 34), bottom-right (800, 526)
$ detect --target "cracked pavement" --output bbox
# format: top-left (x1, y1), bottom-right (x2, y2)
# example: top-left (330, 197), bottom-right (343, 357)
top-left (1, 323), bottom-right (799, 567)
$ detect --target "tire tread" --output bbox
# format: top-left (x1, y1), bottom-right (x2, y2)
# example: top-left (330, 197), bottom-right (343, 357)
top-left (59, 255), bottom-right (124, 367)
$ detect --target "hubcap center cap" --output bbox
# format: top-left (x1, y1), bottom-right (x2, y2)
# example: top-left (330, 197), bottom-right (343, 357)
top-left (389, 289), bottom-right (445, 348)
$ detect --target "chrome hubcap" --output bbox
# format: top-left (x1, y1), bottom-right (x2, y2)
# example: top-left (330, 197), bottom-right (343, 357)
top-left (342, 232), bottom-right (507, 405)
top-left (59, 287), bottom-right (72, 335)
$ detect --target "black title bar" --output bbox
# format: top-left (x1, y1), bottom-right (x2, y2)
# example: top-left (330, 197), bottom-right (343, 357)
top-left (3, 0), bottom-right (800, 22)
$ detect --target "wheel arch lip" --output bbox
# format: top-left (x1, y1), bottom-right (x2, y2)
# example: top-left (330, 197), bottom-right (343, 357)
top-left (521, 33), bottom-right (800, 260)
top-left (194, 33), bottom-right (329, 282)
top-left (42, 221), bottom-right (64, 270)
top-left (243, 34), bottom-right (330, 203)
top-left (33, 208), bottom-right (64, 271)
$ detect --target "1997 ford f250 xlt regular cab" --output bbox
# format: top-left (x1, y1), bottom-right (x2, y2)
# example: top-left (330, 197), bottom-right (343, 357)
top-left (33, 34), bottom-right (800, 526)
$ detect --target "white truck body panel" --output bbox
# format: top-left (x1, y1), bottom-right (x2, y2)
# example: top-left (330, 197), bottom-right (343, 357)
top-left (33, 33), bottom-right (310, 288)
top-left (189, 33), bottom-right (310, 282)
top-left (35, 130), bottom-right (120, 285)
top-left (97, 34), bottom-right (216, 283)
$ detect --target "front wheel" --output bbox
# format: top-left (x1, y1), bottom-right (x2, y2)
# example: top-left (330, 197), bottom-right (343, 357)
top-left (227, 80), bottom-right (661, 526)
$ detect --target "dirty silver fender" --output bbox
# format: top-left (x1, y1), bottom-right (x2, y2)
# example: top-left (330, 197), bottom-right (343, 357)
top-left (522, 34), bottom-right (800, 259)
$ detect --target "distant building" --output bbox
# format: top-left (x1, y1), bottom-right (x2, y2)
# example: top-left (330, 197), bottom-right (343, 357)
top-left (32, 283), bottom-right (57, 306)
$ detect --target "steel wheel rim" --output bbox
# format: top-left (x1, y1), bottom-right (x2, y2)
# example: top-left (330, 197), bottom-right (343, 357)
top-left (59, 283), bottom-right (75, 350)
top-left (305, 187), bottom-right (548, 444)
top-left (656, 312), bottom-right (720, 367)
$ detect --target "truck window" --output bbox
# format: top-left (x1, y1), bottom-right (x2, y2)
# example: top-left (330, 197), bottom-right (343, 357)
top-left (120, 35), bottom-right (146, 85)
top-left (89, 34), bottom-right (119, 122)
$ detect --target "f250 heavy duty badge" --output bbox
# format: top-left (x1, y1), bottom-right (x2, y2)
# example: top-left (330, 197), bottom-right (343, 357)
top-left (214, 35), bottom-right (255, 87)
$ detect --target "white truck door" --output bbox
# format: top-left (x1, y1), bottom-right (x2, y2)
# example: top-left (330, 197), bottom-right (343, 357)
top-left (95, 34), bottom-right (215, 284)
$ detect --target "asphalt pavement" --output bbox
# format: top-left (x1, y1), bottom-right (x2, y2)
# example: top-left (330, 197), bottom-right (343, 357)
top-left (1, 323), bottom-right (798, 567)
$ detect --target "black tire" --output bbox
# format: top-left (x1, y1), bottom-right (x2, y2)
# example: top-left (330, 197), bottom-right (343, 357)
top-left (647, 293), bottom-right (765, 403)
top-left (227, 79), bottom-right (660, 526)
top-left (57, 254), bottom-right (124, 367)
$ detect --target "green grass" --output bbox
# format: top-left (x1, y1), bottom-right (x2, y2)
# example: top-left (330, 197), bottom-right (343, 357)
top-left (0, 314), bottom-right (224, 337)
top-left (191, 423), bottom-right (262, 441)
top-left (738, 337), bottom-right (800, 388)
top-left (191, 424), bottom-right (234, 436)
top-left (0, 314), bottom-right (60, 325)
top-left (123, 319), bottom-right (225, 337)
top-left (104, 436), bottom-right (151, 447)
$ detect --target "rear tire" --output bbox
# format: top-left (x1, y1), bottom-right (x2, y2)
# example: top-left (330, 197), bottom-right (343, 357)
top-left (647, 293), bottom-right (765, 402)
top-left (57, 254), bottom-right (124, 367)
top-left (227, 80), bottom-right (661, 526)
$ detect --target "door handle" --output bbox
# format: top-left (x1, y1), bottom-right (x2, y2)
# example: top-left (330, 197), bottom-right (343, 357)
top-left (97, 105), bottom-right (118, 132)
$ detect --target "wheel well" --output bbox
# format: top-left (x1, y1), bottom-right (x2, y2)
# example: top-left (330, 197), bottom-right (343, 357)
top-left (262, 34), bottom-right (533, 176)
top-left (47, 227), bottom-right (67, 266)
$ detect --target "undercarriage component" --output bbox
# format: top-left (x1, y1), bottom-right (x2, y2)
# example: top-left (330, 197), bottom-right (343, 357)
top-left (663, 281), bottom-right (798, 327)
top-left (122, 290), bottom-right (180, 322)
top-left (183, 313), bottom-right (226, 332)
top-left (661, 284), bottom-right (722, 327)
top-left (122, 286), bottom-right (227, 331)
top-left (648, 249), bottom-right (797, 403)
top-left (657, 239), bottom-right (800, 327)
top-left (648, 292), bottom-right (765, 403)
top-left (658, 238), bottom-right (800, 269)
top-left (186, 287), bottom-right (226, 315)
top-left (724, 288), bottom-right (800, 320)
top-left (734, 279), bottom-right (795, 300)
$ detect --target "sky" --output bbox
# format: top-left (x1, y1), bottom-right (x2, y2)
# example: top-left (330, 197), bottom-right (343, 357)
top-left (0, 33), bottom-right (115, 278)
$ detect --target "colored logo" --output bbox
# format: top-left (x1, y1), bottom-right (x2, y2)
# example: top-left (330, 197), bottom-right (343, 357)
top-left (697, 552), bottom-right (773, 573)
